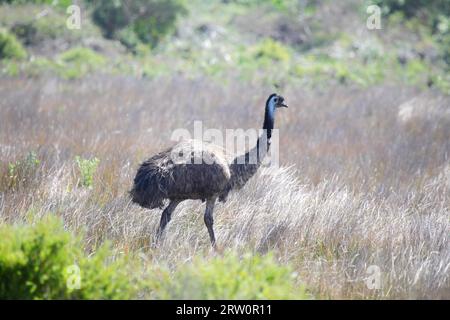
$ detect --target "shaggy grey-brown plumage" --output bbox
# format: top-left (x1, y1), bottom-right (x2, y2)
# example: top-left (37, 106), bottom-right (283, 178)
top-left (130, 140), bottom-right (230, 209)
top-left (130, 93), bottom-right (288, 247)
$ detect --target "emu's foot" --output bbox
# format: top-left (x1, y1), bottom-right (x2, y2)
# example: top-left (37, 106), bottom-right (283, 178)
top-left (151, 240), bottom-right (159, 249)
top-left (151, 233), bottom-right (161, 249)
top-left (211, 243), bottom-right (224, 255)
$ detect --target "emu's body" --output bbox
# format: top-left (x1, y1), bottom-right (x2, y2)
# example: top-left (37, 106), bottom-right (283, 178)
top-left (130, 94), bottom-right (287, 247)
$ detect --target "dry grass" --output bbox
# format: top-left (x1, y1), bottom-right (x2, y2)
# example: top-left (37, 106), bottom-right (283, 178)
top-left (0, 75), bottom-right (449, 299)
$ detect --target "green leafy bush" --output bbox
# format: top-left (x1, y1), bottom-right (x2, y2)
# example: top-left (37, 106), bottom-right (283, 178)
top-left (116, 26), bottom-right (142, 53)
top-left (7, 6), bottom-right (99, 47)
top-left (0, 216), bottom-right (136, 299)
top-left (372, 0), bottom-right (450, 19)
top-left (75, 156), bottom-right (100, 188)
top-left (7, 151), bottom-right (40, 190)
top-left (24, 48), bottom-right (106, 79)
top-left (88, 0), bottom-right (186, 49)
top-left (225, 0), bottom-right (298, 11)
top-left (0, 216), bottom-right (308, 300)
top-left (2, 59), bottom-right (20, 76)
top-left (373, 0), bottom-right (450, 69)
top-left (149, 253), bottom-right (307, 299)
top-left (57, 47), bottom-right (106, 79)
top-left (253, 38), bottom-right (291, 63)
top-left (0, 29), bottom-right (26, 60)
top-left (0, 0), bottom-right (72, 7)
top-left (12, 18), bottom-right (67, 46)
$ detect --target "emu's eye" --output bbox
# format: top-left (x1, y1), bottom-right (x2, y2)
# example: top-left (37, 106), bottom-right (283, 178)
top-left (274, 98), bottom-right (278, 103)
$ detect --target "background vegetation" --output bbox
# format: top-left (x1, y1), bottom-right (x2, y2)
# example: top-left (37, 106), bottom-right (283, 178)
top-left (0, 0), bottom-right (449, 299)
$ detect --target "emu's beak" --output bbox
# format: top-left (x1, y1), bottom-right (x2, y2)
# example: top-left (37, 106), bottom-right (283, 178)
top-left (277, 96), bottom-right (288, 108)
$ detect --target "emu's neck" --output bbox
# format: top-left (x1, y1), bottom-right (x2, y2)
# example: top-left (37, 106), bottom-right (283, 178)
top-left (257, 100), bottom-right (276, 155)
top-left (225, 101), bottom-right (275, 192)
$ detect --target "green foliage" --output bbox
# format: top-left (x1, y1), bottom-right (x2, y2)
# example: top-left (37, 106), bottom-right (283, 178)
top-left (7, 151), bottom-right (40, 190)
top-left (0, 29), bottom-right (26, 60)
top-left (374, 0), bottom-right (450, 69)
top-left (0, 216), bottom-right (136, 299)
top-left (433, 15), bottom-right (450, 68)
top-left (57, 48), bottom-right (106, 79)
top-left (2, 59), bottom-right (20, 75)
top-left (116, 26), bottom-right (142, 53)
top-left (88, 0), bottom-right (186, 49)
top-left (0, 216), bottom-right (308, 300)
top-left (149, 253), bottom-right (306, 299)
top-left (131, 1), bottom-right (185, 48)
top-left (430, 73), bottom-right (450, 94)
top-left (1, 0), bottom-right (448, 93)
top-left (225, 0), bottom-right (299, 12)
top-left (0, 0), bottom-right (71, 6)
top-left (6, 6), bottom-right (98, 47)
top-left (252, 38), bottom-right (291, 63)
top-left (373, 0), bottom-right (450, 19)
top-left (232, 38), bottom-right (292, 79)
top-left (25, 57), bottom-right (55, 76)
top-left (12, 18), bottom-right (66, 46)
top-left (403, 58), bottom-right (428, 83)
top-left (75, 156), bottom-right (100, 188)
top-left (24, 48), bottom-right (106, 79)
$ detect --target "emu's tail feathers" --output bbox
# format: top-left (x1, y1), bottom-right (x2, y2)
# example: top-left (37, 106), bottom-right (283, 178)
top-left (130, 158), bottom-right (169, 209)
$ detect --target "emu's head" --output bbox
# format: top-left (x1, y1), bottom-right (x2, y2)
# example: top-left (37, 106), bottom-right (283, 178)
top-left (266, 93), bottom-right (288, 110)
top-left (263, 93), bottom-right (288, 142)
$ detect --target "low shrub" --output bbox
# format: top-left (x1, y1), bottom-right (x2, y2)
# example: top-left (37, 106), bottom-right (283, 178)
top-left (374, 0), bottom-right (450, 70)
top-left (0, 29), bottom-right (26, 60)
top-left (5, 151), bottom-right (40, 191)
top-left (0, 0), bottom-right (71, 6)
top-left (57, 48), bottom-right (106, 79)
top-left (149, 253), bottom-right (307, 299)
top-left (0, 215), bottom-right (308, 300)
top-left (74, 155), bottom-right (100, 188)
top-left (24, 48), bottom-right (107, 79)
top-left (88, 0), bottom-right (186, 49)
top-left (0, 216), bottom-right (137, 299)
top-left (253, 38), bottom-right (291, 63)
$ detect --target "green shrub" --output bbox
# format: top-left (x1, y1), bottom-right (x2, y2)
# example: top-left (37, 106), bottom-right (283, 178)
top-left (433, 15), bottom-right (450, 68)
top-left (7, 151), bottom-right (40, 190)
top-left (131, 0), bottom-right (186, 47)
top-left (88, 0), bottom-right (186, 49)
top-left (75, 156), bottom-right (100, 188)
top-left (117, 26), bottom-right (142, 53)
top-left (0, 216), bottom-right (308, 300)
top-left (149, 252), bottom-right (307, 299)
top-left (25, 57), bottom-right (57, 76)
top-left (224, 0), bottom-right (298, 11)
top-left (0, 29), bottom-right (26, 60)
top-left (0, 216), bottom-right (136, 299)
top-left (59, 47), bottom-right (105, 65)
top-left (2, 59), bottom-right (20, 75)
top-left (12, 19), bottom-right (65, 46)
top-left (253, 38), bottom-right (291, 63)
top-left (24, 48), bottom-right (106, 79)
top-left (56, 47), bottom-right (106, 79)
top-left (403, 58), bottom-right (428, 83)
top-left (8, 6), bottom-right (98, 47)
top-left (430, 73), bottom-right (450, 94)
top-left (0, 0), bottom-right (72, 7)
top-left (372, 0), bottom-right (450, 19)
top-left (373, 0), bottom-right (450, 69)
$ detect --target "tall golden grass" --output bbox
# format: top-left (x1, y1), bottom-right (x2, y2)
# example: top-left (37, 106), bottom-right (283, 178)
top-left (0, 75), bottom-right (449, 298)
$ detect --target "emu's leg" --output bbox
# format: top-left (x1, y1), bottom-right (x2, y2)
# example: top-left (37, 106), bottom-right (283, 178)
top-left (204, 197), bottom-right (217, 248)
top-left (155, 199), bottom-right (181, 244)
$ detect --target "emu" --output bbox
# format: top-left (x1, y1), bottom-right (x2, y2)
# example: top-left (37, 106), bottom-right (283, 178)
top-left (130, 93), bottom-right (288, 248)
